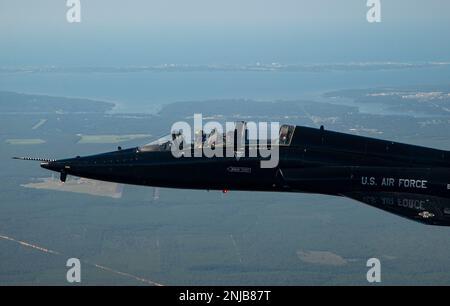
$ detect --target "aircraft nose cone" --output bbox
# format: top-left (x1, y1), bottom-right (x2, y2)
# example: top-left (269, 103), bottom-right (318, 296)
top-left (40, 161), bottom-right (64, 172)
top-left (40, 161), bottom-right (70, 182)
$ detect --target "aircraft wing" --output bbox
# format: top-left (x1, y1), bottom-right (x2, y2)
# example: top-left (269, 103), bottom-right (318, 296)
top-left (342, 191), bottom-right (450, 226)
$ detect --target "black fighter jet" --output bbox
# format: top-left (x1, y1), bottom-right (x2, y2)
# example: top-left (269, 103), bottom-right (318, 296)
top-left (15, 124), bottom-right (450, 226)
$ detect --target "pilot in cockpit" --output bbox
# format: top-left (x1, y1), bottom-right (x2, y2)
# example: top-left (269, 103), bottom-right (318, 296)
top-left (279, 125), bottom-right (294, 145)
top-left (207, 128), bottom-right (218, 149)
top-left (171, 129), bottom-right (186, 151)
top-left (279, 126), bottom-right (289, 144)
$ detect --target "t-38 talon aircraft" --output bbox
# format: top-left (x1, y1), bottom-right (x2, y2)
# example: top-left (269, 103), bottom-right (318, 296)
top-left (14, 124), bottom-right (450, 226)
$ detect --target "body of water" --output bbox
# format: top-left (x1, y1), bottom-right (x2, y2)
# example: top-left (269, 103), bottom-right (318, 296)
top-left (1, 66), bottom-right (450, 113)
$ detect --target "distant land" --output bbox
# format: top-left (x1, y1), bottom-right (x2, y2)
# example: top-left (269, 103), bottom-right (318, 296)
top-left (77, 134), bottom-right (152, 144)
top-left (325, 84), bottom-right (450, 116)
top-left (22, 177), bottom-right (123, 199)
top-left (5, 138), bottom-right (46, 145)
top-left (2, 89), bottom-right (450, 147)
top-left (296, 250), bottom-right (348, 266)
top-left (1, 62), bottom-right (449, 74)
top-left (0, 91), bottom-right (114, 113)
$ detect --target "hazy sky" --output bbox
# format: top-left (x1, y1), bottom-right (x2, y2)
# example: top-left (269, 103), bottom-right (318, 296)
top-left (1, 0), bottom-right (450, 65)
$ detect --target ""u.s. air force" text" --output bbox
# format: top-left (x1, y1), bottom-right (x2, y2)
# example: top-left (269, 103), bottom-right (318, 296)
top-left (361, 177), bottom-right (428, 189)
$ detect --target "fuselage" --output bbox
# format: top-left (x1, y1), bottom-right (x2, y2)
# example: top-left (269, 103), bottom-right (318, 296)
top-left (40, 125), bottom-right (450, 198)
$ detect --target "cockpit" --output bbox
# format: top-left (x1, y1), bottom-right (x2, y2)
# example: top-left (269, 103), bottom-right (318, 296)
top-left (138, 123), bottom-right (296, 152)
top-left (138, 134), bottom-right (174, 152)
top-left (279, 124), bottom-right (295, 145)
